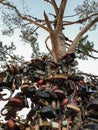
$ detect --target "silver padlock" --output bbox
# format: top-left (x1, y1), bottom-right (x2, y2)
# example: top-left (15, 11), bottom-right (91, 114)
top-left (51, 121), bottom-right (59, 129)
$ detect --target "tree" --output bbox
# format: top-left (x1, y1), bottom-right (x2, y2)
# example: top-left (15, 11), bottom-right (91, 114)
top-left (20, 25), bottom-right (47, 58)
top-left (0, 1), bottom-right (98, 127)
top-left (0, 41), bottom-right (25, 69)
top-left (0, 0), bottom-right (98, 75)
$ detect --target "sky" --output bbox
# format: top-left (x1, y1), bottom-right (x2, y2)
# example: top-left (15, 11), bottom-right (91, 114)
top-left (0, 0), bottom-right (98, 122)
top-left (0, 0), bottom-right (98, 75)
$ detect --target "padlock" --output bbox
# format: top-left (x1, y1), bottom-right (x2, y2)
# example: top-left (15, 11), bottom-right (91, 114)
top-left (15, 122), bottom-right (23, 130)
top-left (51, 121), bottom-right (59, 129)
top-left (32, 124), bottom-right (39, 130)
top-left (40, 105), bottom-right (57, 119)
top-left (9, 64), bottom-right (19, 75)
top-left (54, 89), bottom-right (65, 99)
top-left (40, 121), bottom-right (51, 127)
top-left (67, 104), bottom-right (80, 113)
top-left (25, 127), bottom-right (31, 130)
top-left (77, 82), bottom-right (87, 99)
top-left (25, 86), bottom-right (37, 98)
top-left (27, 103), bottom-right (40, 121)
top-left (20, 84), bottom-right (29, 92)
top-left (71, 60), bottom-right (78, 67)
top-left (51, 100), bottom-right (57, 109)
top-left (37, 79), bottom-right (44, 86)
top-left (6, 97), bottom-right (23, 108)
top-left (1, 106), bottom-right (12, 116)
top-left (37, 89), bottom-right (52, 103)
top-left (67, 80), bottom-right (74, 95)
top-left (45, 64), bottom-right (52, 77)
top-left (62, 127), bottom-right (67, 130)
top-left (14, 74), bottom-right (22, 89)
top-left (23, 95), bottom-right (29, 108)
top-left (32, 70), bottom-right (45, 79)
top-left (87, 110), bottom-right (98, 119)
top-left (39, 84), bottom-right (49, 90)
top-left (66, 117), bottom-right (71, 130)
top-left (87, 98), bottom-right (98, 111)
top-left (23, 76), bottom-right (29, 84)
top-left (62, 119), bottom-right (67, 127)
top-left (56, 100), bottom-right (61, 109)
top-left (4, 107), bottom-right (18, 120)
top-left (12, 79), bottom-right (16, 91)
top-left (39, 98), bottom-right (49, 106)
top-left (61, 98), bottom-right (68, 107)
top-left (38, 118), bottom-right (42, 126)
top-left (7, 119), bottom-right (15, 130)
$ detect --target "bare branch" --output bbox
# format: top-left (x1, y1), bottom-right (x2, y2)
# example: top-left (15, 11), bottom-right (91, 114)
top-left (92, 48), bottom-right (98, 53)
top-left (44, 11), bottom-right (53, 33)
top-left (56, 0), bottom-right (67, 32)
top-left (67, 16), bottom-right (98, 53)
top-left (64, 13), bottom-right (78, 18)
top-left (30, 23), bottom-right (46, 35)
top-left (63, 39), bottom-right (98, 59)
top-left (44, 0), bottom-right (51, 4)
top-left (83, 53), bottom-right (98, 59)
top-left (44, 0), bottom-right (59, 16)
top-left (76, 49), bottom-right (98, 59)
top-left (63, 12), bottom-right (98, 26)
top-left (51, 0), bottom-right (59, 16)
top-left (45, 35), bottom-right (52, 55)
top-left (78, 43), bottom-right (98, 54)
top-left (0, 0), bottom-right (4, 2)
top-left (0, 1), bottom-right (48, 31)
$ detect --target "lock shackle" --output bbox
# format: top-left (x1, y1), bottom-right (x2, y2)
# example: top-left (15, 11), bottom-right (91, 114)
top-left (1, 106), bottom-right (12, 116)
top-left (0, 86), bottom-right (13, 101)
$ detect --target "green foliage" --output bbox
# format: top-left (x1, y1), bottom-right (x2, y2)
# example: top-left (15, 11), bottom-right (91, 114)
top-left (0, 41), bottom-right (16, 61)
top-left (75, 0), bottom-right (98, 30)
top-left (0, 42), bottom-right (24, 69)
top-left (0, 3), bottom-right (44, 58)
top-left (1, 7), bottom-right (22, 36)
top-left (20, 25), bottom-right (46, 58)
top-left (77, 35), bottom-right (94, 60)
top-left (0, 7), bottom-right (45, 60)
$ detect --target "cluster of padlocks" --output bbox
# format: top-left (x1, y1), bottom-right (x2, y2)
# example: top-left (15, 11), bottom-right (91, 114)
top-left (0, 53), bottom-right (98, 130)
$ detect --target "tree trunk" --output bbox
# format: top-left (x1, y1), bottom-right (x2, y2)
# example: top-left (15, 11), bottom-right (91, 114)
top-left (51, 32), bottom-right (66, 62)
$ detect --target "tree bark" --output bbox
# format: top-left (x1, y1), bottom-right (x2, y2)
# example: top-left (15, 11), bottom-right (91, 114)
top-left (51, 32), bottom-right (66, 62)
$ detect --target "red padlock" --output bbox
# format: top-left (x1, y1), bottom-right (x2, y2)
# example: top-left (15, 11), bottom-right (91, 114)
top-left (7, 119), bottom-right (15, 130)
top-left (61, 98), bottom-right (68, 106)
top-left (6, 97), bottom-right (23, 108)
top-left (37, 79), bottom-right (44, 86)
